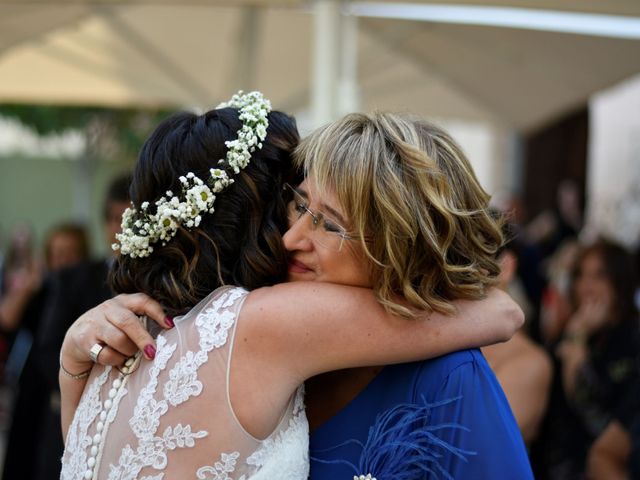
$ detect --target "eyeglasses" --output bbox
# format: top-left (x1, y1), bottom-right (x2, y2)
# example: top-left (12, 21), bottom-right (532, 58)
top-left (284, 183), bottom-right (355, 252)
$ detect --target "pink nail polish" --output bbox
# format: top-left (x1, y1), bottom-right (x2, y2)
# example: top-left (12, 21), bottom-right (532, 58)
top-left (144, 344), bottom-right (156, 360)
top-left (165, 316), bottom-right (175, 328)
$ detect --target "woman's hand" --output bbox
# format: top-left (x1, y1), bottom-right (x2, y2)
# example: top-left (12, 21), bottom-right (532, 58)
top-left (566, 298), bottom-right (611, 338)
top-left (60, 293), bottom-right (171, 440)
top-left (60, 293), bottom-right (172, 376)
top-left (556, 299), bottom-right (609, 398)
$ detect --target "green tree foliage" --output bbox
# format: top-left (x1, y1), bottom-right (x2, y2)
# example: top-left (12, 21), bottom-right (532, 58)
top-left (0, 104), bottom-right (173, 158)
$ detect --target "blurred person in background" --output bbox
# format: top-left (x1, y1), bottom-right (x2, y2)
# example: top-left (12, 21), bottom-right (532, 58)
top-left (0, 223), bottom-right (88, 333)
top-left (481, 222), bottom-right (553, 447)
top-left (0, 222), bottom-right (89, 394)
top-left (587, 243), bottom-right (640, 480)
top-left (588, 382), bottom-right (640, 480)
top-left (526, 179), bottom-right (583, 261)
top-left (1, 222), bottom-right (89, 479)
top-left (45, 223), bottom-right (89, 273)
top-left (539, 239), bottom-right (581, 346)
top-left (1, 173), bottom-right (130, 480)
top-left (0, 225), bottom-right (40, 373)
top-left (1, 223), bottom-right (89, 379)
top-left (531, 239), bottom-right (640, 479)
top-left (526, 179), bottom-right (584, 345)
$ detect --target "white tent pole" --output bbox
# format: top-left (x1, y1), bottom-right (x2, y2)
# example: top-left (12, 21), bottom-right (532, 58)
top-left (337, 9), bottom-right (359, 116)
top-left (311, 0), bottom-right (340, 127)
top-left (229, 6), bottom-right (260, 94)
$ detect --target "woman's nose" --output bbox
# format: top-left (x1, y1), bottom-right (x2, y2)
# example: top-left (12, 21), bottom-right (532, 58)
top-left (283, 214), bottom-right (314, 252)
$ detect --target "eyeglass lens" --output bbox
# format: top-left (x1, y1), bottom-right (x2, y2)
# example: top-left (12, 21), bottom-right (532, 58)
top-left (284, 184), bottom-right (347, 251)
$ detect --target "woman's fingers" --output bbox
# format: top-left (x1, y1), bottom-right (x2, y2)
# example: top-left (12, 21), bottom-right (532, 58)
top-left (98, 297), bottom-right (160, 360)
top-left (98, 321), bottom-right (139, 358)
top-left (88, 344), bottom-right (128, 367)
top-left (61, 292), bottom-right (171, 373)
top-left (112, 293), bottom-right (174, 329)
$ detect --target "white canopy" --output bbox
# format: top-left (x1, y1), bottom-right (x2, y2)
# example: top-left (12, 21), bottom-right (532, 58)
top-left (1, 1), bottom-right (639, 131)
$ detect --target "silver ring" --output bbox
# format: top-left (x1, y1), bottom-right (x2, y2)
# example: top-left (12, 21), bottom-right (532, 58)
top-left (89, 343), bottom-right (105, 363)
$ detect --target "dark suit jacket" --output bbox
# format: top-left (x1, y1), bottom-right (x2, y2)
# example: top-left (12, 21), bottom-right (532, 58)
top-left (3, 259), bottom-right (112, 480)
top-left (37, 259), bottom-right (112, 390)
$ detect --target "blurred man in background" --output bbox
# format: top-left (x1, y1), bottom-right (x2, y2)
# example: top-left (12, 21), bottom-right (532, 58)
top-left (2, 172), bottom-right (130, 480)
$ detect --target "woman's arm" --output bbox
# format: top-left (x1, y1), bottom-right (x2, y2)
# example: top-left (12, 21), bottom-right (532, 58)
top-left (59, 283), bottom-right (521, 436)
top-left (239, 282), bottom-right (523, 384)
top-left (588, 420), bottom-right (631, 480)
top-left (59, 293), bottom-right (170, 439)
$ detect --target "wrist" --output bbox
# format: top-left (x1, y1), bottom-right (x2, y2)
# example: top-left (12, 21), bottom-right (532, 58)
top-left (59, 352), bottom-right (92, 380)
top-left (59, 344), bottom-right (92, 378)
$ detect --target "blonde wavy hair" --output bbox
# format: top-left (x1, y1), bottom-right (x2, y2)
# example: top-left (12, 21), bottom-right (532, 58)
top-left (294, 112), bottom-right (503, 317)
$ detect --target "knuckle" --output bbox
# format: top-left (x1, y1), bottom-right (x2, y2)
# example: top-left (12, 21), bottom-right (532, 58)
top-left (108, 328), bottom-right (129, 346)
top-left (102, 298), bottom-right (116, 311)
top-left (114, 310), bottom-right (137, 329)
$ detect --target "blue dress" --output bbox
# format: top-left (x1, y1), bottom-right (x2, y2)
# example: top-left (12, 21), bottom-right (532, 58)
top-left (309, 349), bottom-right (534, 479)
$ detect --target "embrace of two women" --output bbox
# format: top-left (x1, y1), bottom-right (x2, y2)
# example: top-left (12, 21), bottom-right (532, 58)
top-left (58, 92), bottom-right (534, 479)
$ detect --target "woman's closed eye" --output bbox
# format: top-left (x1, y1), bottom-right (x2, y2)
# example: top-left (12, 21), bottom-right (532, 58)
top-left (321, 218), bottom-right (343, 235)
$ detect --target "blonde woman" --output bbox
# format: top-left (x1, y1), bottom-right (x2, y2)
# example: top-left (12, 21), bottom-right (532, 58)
top-left (60, 99), bottom-right (524, 479)
top-left (290, 113), bottom-right (533, 479)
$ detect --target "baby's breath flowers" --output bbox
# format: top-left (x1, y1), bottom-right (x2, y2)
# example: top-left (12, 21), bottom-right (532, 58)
top-left (218, 90), bottom-right (271, 173)
top-left (113, 91), bottom-right (271, 258)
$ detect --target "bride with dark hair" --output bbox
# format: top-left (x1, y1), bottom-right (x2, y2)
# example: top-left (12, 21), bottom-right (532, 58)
top-left (60, 92), bottom-right (524, 479)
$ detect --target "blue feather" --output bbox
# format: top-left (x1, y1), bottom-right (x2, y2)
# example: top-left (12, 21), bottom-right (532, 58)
top-left (311, 395), bottom-right (476, 480)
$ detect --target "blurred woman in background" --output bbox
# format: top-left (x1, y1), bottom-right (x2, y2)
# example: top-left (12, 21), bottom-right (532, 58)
top-left (535, 239), bottom-right (640, 479)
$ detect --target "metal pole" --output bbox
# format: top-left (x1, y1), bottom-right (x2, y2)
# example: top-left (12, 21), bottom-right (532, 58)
top-left (337, 10), bottom-right (359, 116)
top-left (311, 0), bottom-right (340, 127)
top-left (229, 6), bottom-right (260, 94)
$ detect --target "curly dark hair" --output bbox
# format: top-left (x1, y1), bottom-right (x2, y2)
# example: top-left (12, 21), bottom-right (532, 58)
top-left (109, 107), bottom-right (300, 316)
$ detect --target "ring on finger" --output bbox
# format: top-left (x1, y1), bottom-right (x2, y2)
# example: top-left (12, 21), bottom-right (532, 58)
top-left (89, 342), bottom-right (105, 363)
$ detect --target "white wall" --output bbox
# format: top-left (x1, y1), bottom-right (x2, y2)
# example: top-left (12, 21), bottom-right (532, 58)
top-left (588, 74), bottom-right (640, 249)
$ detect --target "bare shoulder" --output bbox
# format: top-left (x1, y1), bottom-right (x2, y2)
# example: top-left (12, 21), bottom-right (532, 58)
top-left (237, 281), bottom-right (371, 350)
top-left (484, 332), bottom-right (553, 383)
top-left (232, 282), bottom-right (380, 397)
top-left (510, 335), bottom-right (553, 382)
top-left (246, 281), bottom-right (368, 303)
top-left (241, 281), bottom-right (371, 327)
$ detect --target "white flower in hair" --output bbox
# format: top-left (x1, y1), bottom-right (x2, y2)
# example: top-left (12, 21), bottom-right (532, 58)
top-left (113, 90), bottom-right (272, 258)
top-left (218, 91), bottom-right (271, 173)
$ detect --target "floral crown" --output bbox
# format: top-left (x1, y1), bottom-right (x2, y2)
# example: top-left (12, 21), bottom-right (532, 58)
top-left (112, 91), bottom-right (272, 258)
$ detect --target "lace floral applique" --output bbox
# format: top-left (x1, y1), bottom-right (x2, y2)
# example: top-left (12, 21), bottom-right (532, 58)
top-left (107, 288), bottom-right (246, 479)
top-left (245, 387), bottom-right (310, 480)
top-left (61, 367), bottom-right (112, 480)
top-left (196, 451), bottom-right (247, 480)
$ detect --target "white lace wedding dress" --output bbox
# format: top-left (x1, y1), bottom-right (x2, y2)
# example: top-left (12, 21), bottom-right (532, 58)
top-left (61, 286), bottom-right (309, 480)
